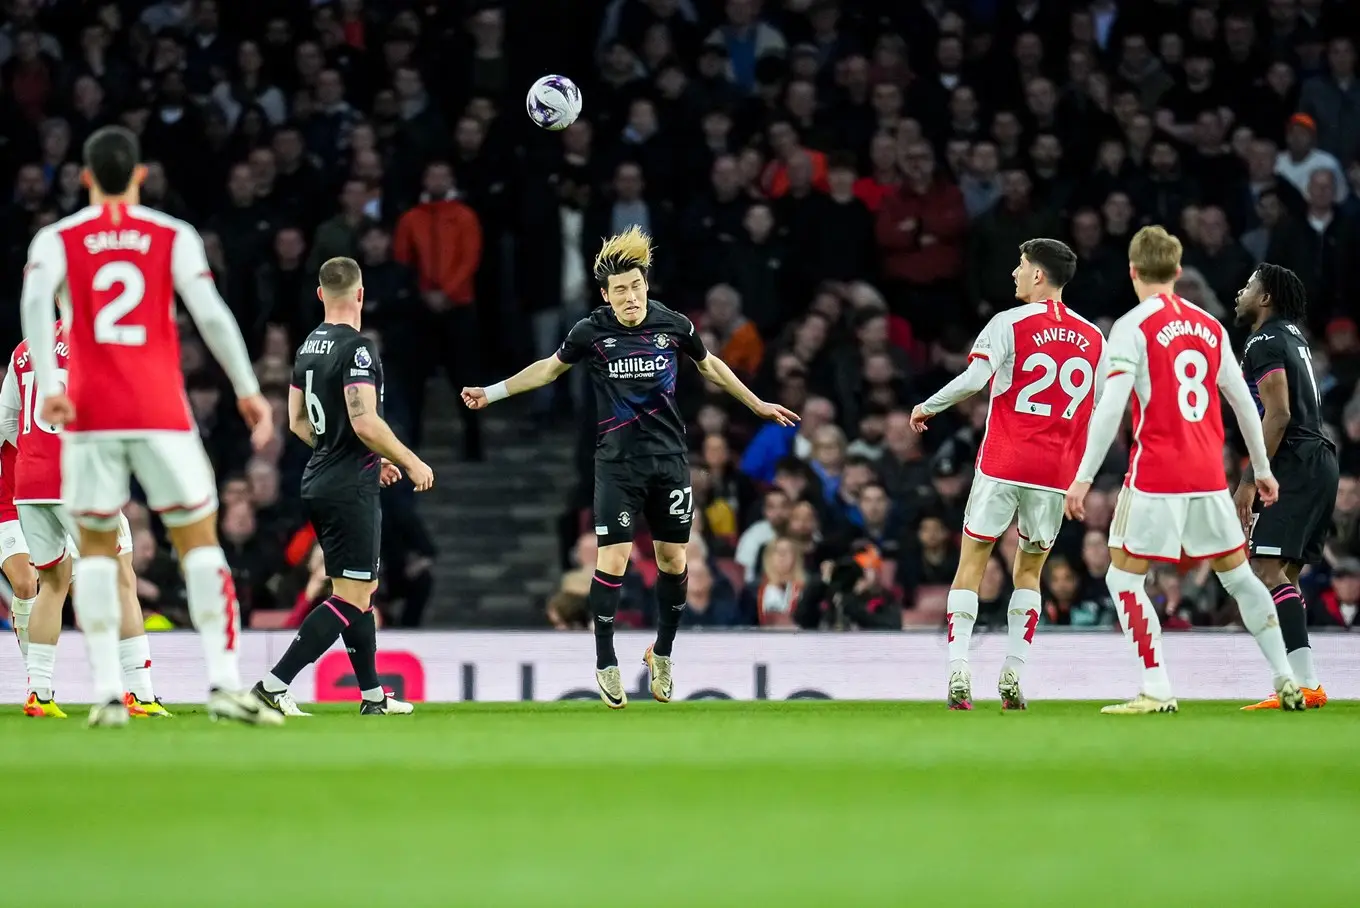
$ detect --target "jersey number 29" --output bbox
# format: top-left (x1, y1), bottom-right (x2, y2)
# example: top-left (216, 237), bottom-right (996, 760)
top-left (304, 370), bottom-right (326, 435)
top-left (1013, 353), bottom-right (1094, 419)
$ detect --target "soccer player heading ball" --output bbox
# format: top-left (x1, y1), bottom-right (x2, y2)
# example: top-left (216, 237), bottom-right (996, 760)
top-left (463, 227), bottom-right (798, 707)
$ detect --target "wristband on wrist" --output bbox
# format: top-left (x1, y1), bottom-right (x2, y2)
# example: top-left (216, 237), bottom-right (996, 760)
top-left (484, 381), bottom-right (509, 403)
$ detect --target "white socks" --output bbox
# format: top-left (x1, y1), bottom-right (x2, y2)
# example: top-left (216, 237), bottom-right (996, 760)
top-left (183, 546), bottom-right (242, 692)
top-left (1004, 588), bottom-right (1041, 675)
top-left (1105, 565), bottom-right (1174, 701)
top-left (1216, 562), bottom-right (1295, 686)
top-left (26, 642), bottom-right (56, 700)
top-left (11, 595), bottom-right (34, 657)
top-left (946, 589), bottom-right (977, 672)
top-left (72, 556), bottom-right (124, 705)
top-left (119, 635), bottom-right (155, 702)
top-left (1289, 648), bottom-right (1319, 691)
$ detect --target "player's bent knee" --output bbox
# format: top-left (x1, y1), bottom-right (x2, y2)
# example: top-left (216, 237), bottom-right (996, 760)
top-left (595, 542), bottom-right (632, 576)
top-left (1109, 548), bottom-right (1149, 575)
top-left (951, 537), bottom-right (992, 590)
top-left (653, 541), bottom-right (686, 575)
top-left (3, 555), bottom-right (37, 599)
top-left (1210, 547), bottom-right (1248, 573)
top-left (332, 577), bottom-right (378, 609)
top-left (164, 510), bottom-right (220, 555)
top-left (1012, 549), bottom-right (1049, 589)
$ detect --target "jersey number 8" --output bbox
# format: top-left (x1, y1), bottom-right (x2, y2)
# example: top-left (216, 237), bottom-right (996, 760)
top-left (304, 369), bottom-right (326, 435)
top-left (1173, 349), bottom-right (1210, 422)
top-left (1013, 352), bottom-right (1094, 419)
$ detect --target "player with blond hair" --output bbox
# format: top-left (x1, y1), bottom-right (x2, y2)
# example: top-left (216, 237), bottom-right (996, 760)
top-left (462, 227), bottom-right (798, 707)
top-left (1065, 226), bottom-right (1302, 713)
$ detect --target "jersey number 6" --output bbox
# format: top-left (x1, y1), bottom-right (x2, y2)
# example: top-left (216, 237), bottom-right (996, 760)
top-left (304, 369), bottom-right (326, 435)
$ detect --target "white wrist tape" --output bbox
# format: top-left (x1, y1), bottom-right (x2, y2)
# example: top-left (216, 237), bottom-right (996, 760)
top-left (484, 381), bottom-right (509, 403)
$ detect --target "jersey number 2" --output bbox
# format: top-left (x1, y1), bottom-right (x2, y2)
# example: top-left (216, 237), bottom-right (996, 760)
top-left (92, 262), bottom-right (147, 346)
top-left (1014, 353), bottom-right (1094, 418)
top-left (304, 369), bottom-right (326, 435)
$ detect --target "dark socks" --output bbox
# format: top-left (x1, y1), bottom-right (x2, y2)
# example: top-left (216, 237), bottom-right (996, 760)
top-left (590, 571), bottom-right (624, 669)
top-left (1271, 584), bottom-right (1310, 652)
top-left (342, 609), bottom-right (382, 700)
top-left (653, 568), bottom-right (688, 658)
top-left (268, 596), bottom-right (364, 686)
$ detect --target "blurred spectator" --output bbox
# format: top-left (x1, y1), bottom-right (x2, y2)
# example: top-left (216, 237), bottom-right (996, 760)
top-left (1299, 37), bottom-right (1360, 164)
top-left (1276, 113), bottom-right (1349, 203)
top-left (749, 535), bottom-right (805, 627)
top-left (1182, 206), bottom-right (1255, 307)
top-left (1313, 556), bottom-right (1360, 628)
top-left (678, 559), bottom-right (742, 627)
top-left (702, 283), bottom-right (764, 378)
top-left (794, 543), bottom-right (900, 630)
top-left (735, 487), bottom-right (791, 584)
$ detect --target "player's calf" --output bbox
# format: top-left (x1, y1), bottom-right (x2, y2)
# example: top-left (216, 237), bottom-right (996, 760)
top-left (1212, 553), bottom-right (1298, 693)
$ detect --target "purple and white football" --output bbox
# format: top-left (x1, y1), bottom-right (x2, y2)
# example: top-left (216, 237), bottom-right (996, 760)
top-left (526, 75), bottom-right (583, 131)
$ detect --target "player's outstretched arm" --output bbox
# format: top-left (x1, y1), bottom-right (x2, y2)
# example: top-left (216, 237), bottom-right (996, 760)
top-left (286, 385), bottom-right (315, 448)
top-left (694, 353), bottom-right (799, 426)
top-left (910, 356), bottom-right (994, 432)
top-left (345, 383), bottom-right (433, 490)
top-left (1065, 371), bottom-right (1134, 519)
top-left (462, 355), bottom-right (572, 409)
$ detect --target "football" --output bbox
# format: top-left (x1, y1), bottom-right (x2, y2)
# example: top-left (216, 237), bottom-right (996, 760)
top-left (525, 75), bottom-right (582, 131)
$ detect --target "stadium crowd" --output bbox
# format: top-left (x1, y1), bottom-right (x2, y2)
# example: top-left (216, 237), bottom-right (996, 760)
top-left (0, 1), bottom-right (1357, 632)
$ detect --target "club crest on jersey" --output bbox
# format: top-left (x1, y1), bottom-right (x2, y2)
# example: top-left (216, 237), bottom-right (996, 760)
top-left (354, 346), bottom-right (373, 368)
top-left (654, 334), bottom-right (670, 349)
top-left (618, 511), bottom-right (631, 528)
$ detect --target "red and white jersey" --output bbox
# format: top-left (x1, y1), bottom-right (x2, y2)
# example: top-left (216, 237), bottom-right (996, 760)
top-left (20, 204), bottom-right (214, 434)
top-left (970, 300), bottom-right (1106, 492)
top-left (1108, 293), bottom-right (1232, 495)
top-left (2, 329), bottom-right (67, 503)
top-left (0, 442), bottom-right (17, 523)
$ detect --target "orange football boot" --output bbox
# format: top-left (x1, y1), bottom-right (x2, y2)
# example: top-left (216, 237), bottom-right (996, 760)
top-left (1241, 686), bottom-right (1328, 710)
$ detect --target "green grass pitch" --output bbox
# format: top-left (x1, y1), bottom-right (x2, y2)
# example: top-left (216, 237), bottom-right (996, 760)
top-left (6, 700), bottom-right (1357, 907)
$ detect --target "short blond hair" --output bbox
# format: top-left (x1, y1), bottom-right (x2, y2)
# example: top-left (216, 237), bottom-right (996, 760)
top-left (593, 225), bottom-right (653, 287)
top-left (318, 256), bottom-right (362, 294)
top-left (1128, 226), bottom-right (1182, 284)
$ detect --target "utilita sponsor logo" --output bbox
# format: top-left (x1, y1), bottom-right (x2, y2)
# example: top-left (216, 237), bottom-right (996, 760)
top-left (608, 355), bottom-right (669, 379)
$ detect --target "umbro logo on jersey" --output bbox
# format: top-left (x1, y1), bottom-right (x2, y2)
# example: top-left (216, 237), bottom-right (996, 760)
top-left (604, 338), bottom-right (617, 347)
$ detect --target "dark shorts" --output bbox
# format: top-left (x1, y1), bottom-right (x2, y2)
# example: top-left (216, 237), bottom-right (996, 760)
top-left (1250, 443), bottom-right (1339, 565)
top-left (593, 454), bottom-right (692, 546)
top-left (305, 494), bottom-right (382, 582)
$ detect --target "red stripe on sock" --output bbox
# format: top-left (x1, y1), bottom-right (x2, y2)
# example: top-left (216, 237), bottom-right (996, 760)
top-left (1118, 591), bottom-right (1159, 668)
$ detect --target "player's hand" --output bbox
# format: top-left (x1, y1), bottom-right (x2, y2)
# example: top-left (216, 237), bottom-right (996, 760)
top-left (237, 394), bottom-right (274, 450)
top-left (1233, 483), bottom-right (1257, 532)
top-left (754, 400), bottom-right (799, 427)
top-left (406, 459), bottom-right (434, 491)
top-left (39, 393), bottom-right (75, 427)
top-left (461, 387), bottom-right (489, 410)
top-left (909, 404), bottom-right (931, 433)
top-left (1255, 475), bottom-right (1279, 508)
top-left (379, 458), bottom-right (402, 487)
top-left (1064, 480), bottom-right (1092, 520)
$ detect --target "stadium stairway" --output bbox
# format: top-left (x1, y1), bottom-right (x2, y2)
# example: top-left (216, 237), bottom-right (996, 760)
top-left (419, 382), bottom-right (578, 626)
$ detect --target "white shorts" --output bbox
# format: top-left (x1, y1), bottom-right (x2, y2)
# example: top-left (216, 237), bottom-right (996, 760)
top-left (1108, 487), bottom-right (1246, 563)
top-left (62, 432), bottom-right (218, 530)
top-left (964, 474), bottom-right (1064, 554)
top-left (18, 503), bottom-right (132, 568)
top-left (0, 519), bottom-right (28, 563)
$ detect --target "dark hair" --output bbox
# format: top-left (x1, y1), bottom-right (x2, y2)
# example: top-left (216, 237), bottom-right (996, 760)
top-left (1018, 238), bottom-right (1078, 288)
top-left (82, 125), bottom-right (139, 194)
top-left (1255, 262), bottom-right (1308, 322)
top-left (827, 150), bottom-right (857, 172)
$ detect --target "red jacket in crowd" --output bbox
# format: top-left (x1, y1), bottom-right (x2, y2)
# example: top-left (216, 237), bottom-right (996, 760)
top-left (874, 179), bottom-right (968, 285)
